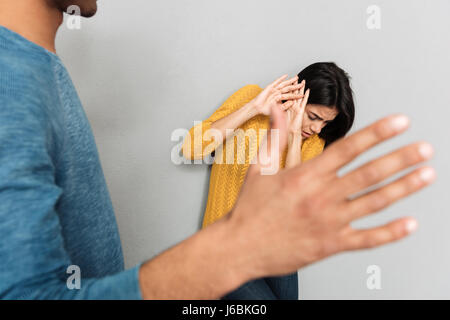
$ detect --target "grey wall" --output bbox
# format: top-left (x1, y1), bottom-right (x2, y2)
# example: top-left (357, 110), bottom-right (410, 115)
top-left (56, 0), bottom-right (450, 299)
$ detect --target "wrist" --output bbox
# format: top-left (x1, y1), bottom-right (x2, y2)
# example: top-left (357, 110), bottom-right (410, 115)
top-left (187, 215), bottom-right (257, 297)
top-left (288, 131), bottom-right (302, 145)
top-left (288, 128), bottom-right (303, 136)
top-left (222, 213), bottom-right (268, 282)
top-left (138, 215), bottom-right (251, 299)
top-left (245, 100), bottom-right (260, 118)
top-left (212, 216), bottom-right (257, 285)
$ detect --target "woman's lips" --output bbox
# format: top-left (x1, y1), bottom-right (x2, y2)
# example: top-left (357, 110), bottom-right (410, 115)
top-left (302, 131), bottom-right (311, 138)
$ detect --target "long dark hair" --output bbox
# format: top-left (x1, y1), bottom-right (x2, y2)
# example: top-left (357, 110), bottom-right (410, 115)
top-left (297, 62), bottom-right (355, 148)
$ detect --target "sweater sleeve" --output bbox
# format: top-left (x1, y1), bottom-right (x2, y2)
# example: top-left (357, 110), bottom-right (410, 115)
top-left (0, 85), bottom-right (142, 300)
top-left (301, 134), bottom-right (326, 162)
top-left (182, 84), bottom-right (263, 160)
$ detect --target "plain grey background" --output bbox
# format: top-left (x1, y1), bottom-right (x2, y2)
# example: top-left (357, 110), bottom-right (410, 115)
top-left (56, 0), bottom-right (449, 299)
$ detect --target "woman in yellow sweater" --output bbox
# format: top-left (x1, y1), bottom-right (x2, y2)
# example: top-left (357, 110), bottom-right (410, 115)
top-left (182, 62), bottom-right (355, 300)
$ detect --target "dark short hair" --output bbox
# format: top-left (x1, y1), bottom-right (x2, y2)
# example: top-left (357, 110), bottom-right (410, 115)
top-left (297, 62), bottom-right (355, 147)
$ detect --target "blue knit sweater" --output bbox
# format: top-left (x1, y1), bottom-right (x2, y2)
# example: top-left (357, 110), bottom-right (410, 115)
top-left (0, 25), bottom-right (142, 299)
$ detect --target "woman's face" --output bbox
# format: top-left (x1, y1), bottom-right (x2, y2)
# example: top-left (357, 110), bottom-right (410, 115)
top-left (301, 104), bottom-right (339, 138)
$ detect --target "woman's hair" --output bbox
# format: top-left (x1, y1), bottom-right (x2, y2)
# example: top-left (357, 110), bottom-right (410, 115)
top-left (297, 62), bottom-right (355, 147)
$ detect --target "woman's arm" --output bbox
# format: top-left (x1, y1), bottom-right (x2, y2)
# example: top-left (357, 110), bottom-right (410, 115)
top-left (182, 76), bottom-right (304, 160)
top-left (182, 85), bottom-right (260, 160)
top-left (206, 99), bottom-right (259, 151)
top-left (285, 132), bottom-right (303, 168)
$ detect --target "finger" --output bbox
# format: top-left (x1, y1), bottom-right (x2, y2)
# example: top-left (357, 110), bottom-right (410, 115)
top-left (289, 90), bottom-right (299, 112)
top-left (281, 100), bottom-right (294, 111)
top-left (299, 80), bottom-right (305, 96)
top-left (286, 106), bottom-right (292, 124)
top-left (334, 141), bottom-right (434, 198)
top-left (308, 114), bottom-right (411, 175)
top-left (299, 89), bottom-right (310, 112)
top-left (277, 93), bottom-right (304, 101)
top-left (341, 217), bottom-right (418, 251)
top-left (268, 74), bottom-right (289, 90)
top-left (280, 82), bottom-right (305, 94)
top-left (293, 81), bottom-right (305, 111)
top-left (248, 104), bottom-right (287, 177)
top-left (290, 88), bottom-right (304, 113)
top-left (277, 76), bottom-right (299, 90)
top-left (340, 165), bottom-right (435, 223)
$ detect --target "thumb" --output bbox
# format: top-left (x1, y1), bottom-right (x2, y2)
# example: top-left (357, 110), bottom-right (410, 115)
top-left (248, 104), bottom-right (288, 177)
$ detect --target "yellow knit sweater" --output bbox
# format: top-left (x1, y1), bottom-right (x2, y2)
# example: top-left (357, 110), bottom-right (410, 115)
top-left (183, 84), bottom-right (326, 228)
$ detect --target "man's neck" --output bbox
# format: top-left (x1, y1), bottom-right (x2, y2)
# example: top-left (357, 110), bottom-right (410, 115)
top-left (0, 0), bottom-right (63, 53)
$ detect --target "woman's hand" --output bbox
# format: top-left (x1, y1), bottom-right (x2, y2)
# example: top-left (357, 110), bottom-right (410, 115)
top-left (286, 86), bottom-right (310, 136)
top-left (250, 75), bottom-right (305, 116)
top-left (285, 85), bottom-right (310, 168)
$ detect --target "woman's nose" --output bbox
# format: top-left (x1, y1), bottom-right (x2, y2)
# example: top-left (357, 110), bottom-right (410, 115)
top-left (311, 123), bottom-right (321, 134)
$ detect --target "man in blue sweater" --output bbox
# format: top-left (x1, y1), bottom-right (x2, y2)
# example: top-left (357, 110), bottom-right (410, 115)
top-left (0, 0), bottom-right (435, 299)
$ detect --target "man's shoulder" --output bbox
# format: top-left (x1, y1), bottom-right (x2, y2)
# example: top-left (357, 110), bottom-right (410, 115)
top-left (0, 46), bottom-right (54, 88)
top-left (0, 46), bottom-right (57, 133)
top-left (0, 26), bottom-right (56, 94)
top-left (0, 45), bottom-right (57, 123)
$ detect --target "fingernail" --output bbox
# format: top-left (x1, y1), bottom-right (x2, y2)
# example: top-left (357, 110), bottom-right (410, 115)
top-left (389, 115), bottom-right (410, 131)
top-left (405, 219), bottom-right (418, 233)
top-left (418, 143), bottom-right (434, 159)
top-left (419, 167), bottom-right (435, 182)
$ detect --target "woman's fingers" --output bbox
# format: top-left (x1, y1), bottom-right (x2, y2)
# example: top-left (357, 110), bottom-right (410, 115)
top-left (299, 89), bottom-right (309, 113)
top-left (281, 100), bottom-right (294, 111)
top-left (277, 93), bottom-right (304, 101)
top-left (280, 81), bottom-right (305, 94)
top-left (299, 80), bottom-right (305, 96)
top-left (289, 87), bottom-right (307, 114)
top-left (340, 165), bottom-right (435, 223)
top-left (277, 75), bottom-right (299, 90)
top-left (259, 75), bottom-right (288, 102)
top-left (287, 89), bottom-right (305, 132)
top-left (292, 80), bottom-right (306, 112)
top-left (340, 217), bottom-right (418, 251)
top-left (269, 74), bottom-right (289, 90)
top-left (335, 141), bottom-right (434, 199)
top-left (309, 114), bottom-right (411, 175)
top-left (286, 89), bottom-right (298, 123)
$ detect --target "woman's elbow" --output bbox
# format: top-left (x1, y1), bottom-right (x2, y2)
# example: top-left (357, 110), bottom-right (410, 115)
top-left (181, 124), bottom-right (214, 160)
top-left (181, 139), bottom-right (204, 160)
